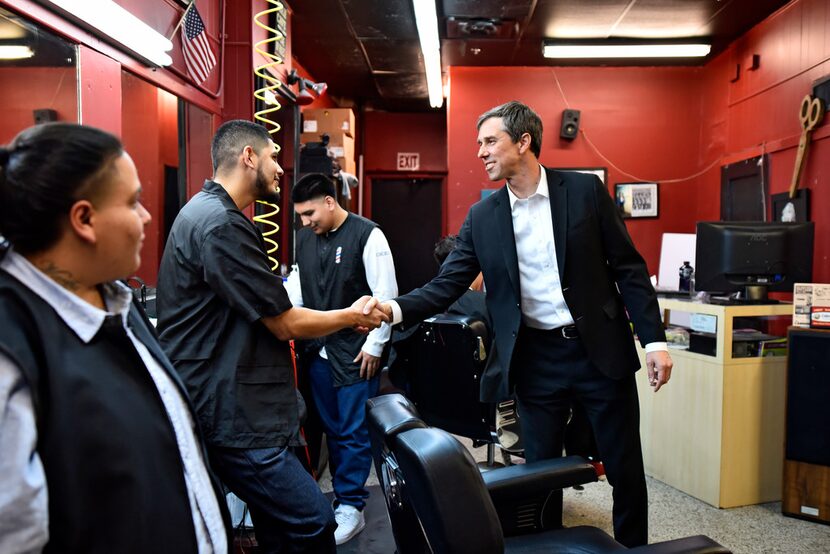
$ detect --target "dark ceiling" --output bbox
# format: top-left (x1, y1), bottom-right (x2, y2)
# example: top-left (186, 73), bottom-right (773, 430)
top-left (290, 0), bottom-right (791, 111)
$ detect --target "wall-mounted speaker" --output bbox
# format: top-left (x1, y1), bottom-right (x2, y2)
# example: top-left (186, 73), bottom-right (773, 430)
top-left (33, 109), bottom-right (58, 125)
top-left (560, 109), bottom-right (580, 140)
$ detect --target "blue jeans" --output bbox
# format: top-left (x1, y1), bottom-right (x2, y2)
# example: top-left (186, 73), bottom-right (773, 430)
top-left (209, 445), bottom-right (336, 553)
top-left (309, 355), bottom-right (379, 509)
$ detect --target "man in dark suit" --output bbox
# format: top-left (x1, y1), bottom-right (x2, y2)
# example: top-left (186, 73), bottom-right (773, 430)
top-left (377, 101), bottom-right (673, 547)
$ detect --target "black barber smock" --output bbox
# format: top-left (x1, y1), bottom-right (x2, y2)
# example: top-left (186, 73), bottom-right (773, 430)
top-left (157, 180), bottom-right (300, 449)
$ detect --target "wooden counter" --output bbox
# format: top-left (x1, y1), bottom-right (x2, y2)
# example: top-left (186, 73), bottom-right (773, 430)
top-left (635, 298), bottom-right (792, 508)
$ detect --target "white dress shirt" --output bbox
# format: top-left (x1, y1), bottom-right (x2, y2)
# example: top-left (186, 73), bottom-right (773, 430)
top-left (506, 167), bottom-right (573, 329)
top-left (285, 226), bottom-right (397, 357)
top-left (0, 250), bottom-right (227, 554)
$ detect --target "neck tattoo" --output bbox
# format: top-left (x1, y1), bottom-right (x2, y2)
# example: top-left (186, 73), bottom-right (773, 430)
top-left (38, 262), bottom-right (81, 292)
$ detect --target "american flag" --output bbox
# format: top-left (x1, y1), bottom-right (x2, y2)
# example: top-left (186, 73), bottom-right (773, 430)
top-left (180, 4), bottom-right (216, 84)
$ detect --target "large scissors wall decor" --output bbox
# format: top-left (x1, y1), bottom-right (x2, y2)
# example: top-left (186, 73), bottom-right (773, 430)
top-left (789, 94), bottom-right (825, 199)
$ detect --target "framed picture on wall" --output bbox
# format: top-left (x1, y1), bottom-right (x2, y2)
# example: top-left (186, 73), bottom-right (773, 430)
top-left (555, 167), bottom-right (607, 184)
top-left (615, 182), bottom-right (659, 218)
top-left (770, 189), bottom-right (810, 222)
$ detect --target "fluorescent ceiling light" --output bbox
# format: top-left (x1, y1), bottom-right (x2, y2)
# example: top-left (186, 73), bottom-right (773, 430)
top-left (45, 0), bottom-right (173, 66)
top-left (0, 45), bottom-right (34, 59)
top-left (543, 43), bottom-right (711, 59)
top-left (413, 0), bottom-right (443, 108)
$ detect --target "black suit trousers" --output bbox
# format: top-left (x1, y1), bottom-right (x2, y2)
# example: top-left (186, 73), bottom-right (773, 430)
top-left (512, 326), bottom-right (648, 548)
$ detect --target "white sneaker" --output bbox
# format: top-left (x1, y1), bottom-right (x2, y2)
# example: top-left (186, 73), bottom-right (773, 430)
top-left (333, 504), bottom-right (366, 545)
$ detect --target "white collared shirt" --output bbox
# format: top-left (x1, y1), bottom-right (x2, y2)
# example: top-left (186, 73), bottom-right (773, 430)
top-left (0, 250), bottom-right (226, 554)
top-left (506, 167), bottom-right (573, 329)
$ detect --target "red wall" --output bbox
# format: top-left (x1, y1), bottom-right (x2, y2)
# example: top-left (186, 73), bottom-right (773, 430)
top-left (0, 0), bottom-right (289, 280)
top-left (699, 0), bottom-right (830, 282)
top-left (78, 45), bottom-right (122, 136)
top-left (447, 65), bottom-right (705, 276)
top-left (185, 104), bottom-right (215, 199)
top-left (121, 72), bottom-right (179, 286)
top-left (445, 0), bottom-right (830, 282)
top-left (0, 67), bottom-right (77, 143)
top-left (363, 111), bottom-right (447, 173)
top-left (362, 111), bottom-right (448, 221)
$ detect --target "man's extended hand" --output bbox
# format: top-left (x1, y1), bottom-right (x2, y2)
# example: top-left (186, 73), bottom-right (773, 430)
top-left (354, 350), bottom-right (381, 379)
top-left (646, 350), bottom-right (673, 392)
top-left (365, 301), bottom-right (393, 321)
top-left (349, 296), bottom-right (390, 333)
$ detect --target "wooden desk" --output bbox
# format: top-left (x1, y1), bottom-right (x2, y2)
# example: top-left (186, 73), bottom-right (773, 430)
top-left (635, 298), bottom-right (792, 508)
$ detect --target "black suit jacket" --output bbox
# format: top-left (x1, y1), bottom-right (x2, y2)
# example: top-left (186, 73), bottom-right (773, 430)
top-left (396, 168), bottom-right (665, 402)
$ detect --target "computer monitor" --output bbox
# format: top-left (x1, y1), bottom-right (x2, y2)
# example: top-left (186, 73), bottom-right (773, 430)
top-left (695, 221), bottom-right (814, 302)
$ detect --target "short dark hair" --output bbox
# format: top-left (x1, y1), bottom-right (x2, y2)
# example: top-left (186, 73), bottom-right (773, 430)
top-left (211, 119), bottom-right (272, 173)
top-left (0, 123), bottom-right (123, 254)
top-left (476, 101), bottom-right (543, 158)
top-left (433, 235), bottom-right (457, 266)
top-left (292, 173), bottom-right (336, 203)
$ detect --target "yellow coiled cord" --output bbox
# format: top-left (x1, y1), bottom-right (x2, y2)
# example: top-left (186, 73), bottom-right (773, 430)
top-left (252, 0), bottom-right (285, 270)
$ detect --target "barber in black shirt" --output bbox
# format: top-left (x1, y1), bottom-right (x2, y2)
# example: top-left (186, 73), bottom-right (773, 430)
top-left (157, 120), bottom-right (388, 554)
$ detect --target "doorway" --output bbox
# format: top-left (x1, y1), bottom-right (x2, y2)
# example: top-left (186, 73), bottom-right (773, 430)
top-left (721, 154), bottom-right (769, 221)
top-left (371, 178), bottom-right (442, 295)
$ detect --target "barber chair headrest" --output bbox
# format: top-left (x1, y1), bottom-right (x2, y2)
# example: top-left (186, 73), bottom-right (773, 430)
top-left (366, 394), bottom-right (427, 440)
top-left (394, 427), bottom-right (504, 554)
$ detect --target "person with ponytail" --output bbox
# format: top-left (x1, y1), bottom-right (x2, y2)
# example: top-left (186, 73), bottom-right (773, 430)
top-left (0, 123), bottom-right (229, 553)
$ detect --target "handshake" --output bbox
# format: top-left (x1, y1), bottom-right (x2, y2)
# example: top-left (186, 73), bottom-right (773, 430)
top-left (350, 296), bottom-right (394, 333)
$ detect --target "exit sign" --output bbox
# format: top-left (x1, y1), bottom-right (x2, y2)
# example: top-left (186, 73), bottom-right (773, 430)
top-left (397, 152), bottom-right (420, 171)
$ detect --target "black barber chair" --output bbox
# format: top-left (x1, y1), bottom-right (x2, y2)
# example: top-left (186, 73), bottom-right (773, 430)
top-left (409, 314), bottom-right (492, 439)
top-left (367, 394), bottom-right (598, 554)
top-left (394, 427), bottom-right (731, 554)
top-left (366, 394), bottom-right (431, 554)
top-left (367, 394), bottom-right (731, 554)
top-left (406, 314), bottom-right (508, 464)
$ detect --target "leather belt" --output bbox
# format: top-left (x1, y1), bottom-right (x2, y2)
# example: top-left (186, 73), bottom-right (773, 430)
top-left (555, 324), bottom-right (579, 339)
top-left (523, 324), bottom-right (579, 339)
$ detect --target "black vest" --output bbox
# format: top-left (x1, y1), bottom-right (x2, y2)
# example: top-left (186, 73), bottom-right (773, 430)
top-left (296, 214), bottom-right (376, 386)
top-left (0, 271), bottom-right (225, 553)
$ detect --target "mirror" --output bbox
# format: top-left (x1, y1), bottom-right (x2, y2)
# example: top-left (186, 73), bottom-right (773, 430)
top-left (0, 6), bottom-right (78, 143)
